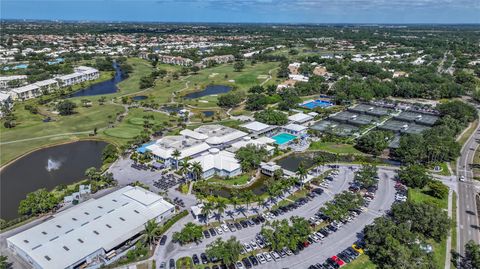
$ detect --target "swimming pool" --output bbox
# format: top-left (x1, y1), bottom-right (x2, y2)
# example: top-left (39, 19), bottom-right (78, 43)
top-left (301, 100), bottom-right (333, 109)
top-left (272, 133), bottom-right (297, 145)
top-left (137, 142), bottom-right (155, 153)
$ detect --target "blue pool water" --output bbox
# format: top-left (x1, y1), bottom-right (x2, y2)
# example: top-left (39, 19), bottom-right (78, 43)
top-left (137, 141), bottom-right (155, 153)
top-left (301, 100), bottom-right (333, 109)
top-left (272, 133), bottom-right (297, 145)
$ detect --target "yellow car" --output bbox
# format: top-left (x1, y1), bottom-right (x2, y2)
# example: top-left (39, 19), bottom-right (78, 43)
top-left (352, 244), bottom-right (364, 254)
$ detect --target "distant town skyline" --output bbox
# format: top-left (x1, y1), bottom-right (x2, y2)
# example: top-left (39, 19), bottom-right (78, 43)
top-left (2, 0), bottom-right (480, 24)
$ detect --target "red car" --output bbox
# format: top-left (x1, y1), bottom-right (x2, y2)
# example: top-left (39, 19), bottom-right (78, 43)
top-left (331, 256), bottom-right (345, 267)
top-left (303, 241), bottom-right (310, 247)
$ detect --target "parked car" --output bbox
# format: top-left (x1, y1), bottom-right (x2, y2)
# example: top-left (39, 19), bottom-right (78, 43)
top-left (201, 253), bottom-right (209, 264)
top-left (169, 259), bottom-right (175, 269)
top-left (235, 261), bottom-right (244, 269)
top-left (242, 257), bottom-right (252, 268)
top-left (192, 254), bottom-right (200, 265)
top-left (160, 235), bottom-right (167, 245)
top-left (248, 255), bottom-right (258, 266)
top-left (203, 230), bottom-right (210, 238)
top-left (270, 251), bottom-right (281, 261)
top-left (256, 253), bottom-right (266, 264)
top-left (209, 227), bottom-right (217, 236)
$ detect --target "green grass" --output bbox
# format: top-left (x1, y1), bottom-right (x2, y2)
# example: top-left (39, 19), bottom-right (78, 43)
top-left (286, 188), bottom-right (309, 201)
top-left (451, 191), bottom-right (457, 267)
top-left (429, 162), bottom-right (451, 176)
top-left (343, 255), bottom-right (376, 269)
top-left (430, 238), bottom-right (447, 269)
top-left (407, 186), bottom-right (449, 269)
top-left (0, 102), bottom-right (124, 165)
top-left (309, 141), bottom-right (364, 155)
top-left (116, 58), bottom-right (154, 96)
top-left (408, 188), bottom-right (448, 209)
top-left (140, 61), bottom-right (278, 105)
top-left (207, 173), bottom-right (251, 186)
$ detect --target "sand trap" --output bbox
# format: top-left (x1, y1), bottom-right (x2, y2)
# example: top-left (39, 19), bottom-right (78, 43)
top-left (228, 79), bottom-right (235, 83)
top-left (209, 73), bottom-right (219, 78)
top-left (199, 100), bottom-right (209, 103)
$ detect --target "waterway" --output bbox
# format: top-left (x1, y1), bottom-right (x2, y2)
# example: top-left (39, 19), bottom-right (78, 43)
top-left (0, 141), bottom-right (108, 220)
top-left (69, 63), bottom-right (125, 97)
top-left (184, 85), bottom-right (232, 99)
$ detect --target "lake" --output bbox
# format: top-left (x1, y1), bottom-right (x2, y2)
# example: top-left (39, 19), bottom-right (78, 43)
top-left (202, 111), bottom-right (214, 117)
top-left (132, 95), bottom-right (148, 101)
top-left (184, 85), bottom-right (232, 99)
top-left (0, 140), bottom-right (108, 221)
top-left (69, 63), bottom-right (125, 97)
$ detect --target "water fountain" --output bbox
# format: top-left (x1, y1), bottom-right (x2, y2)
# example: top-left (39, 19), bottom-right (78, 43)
top-left (46, 158), bottom-right (62, 171)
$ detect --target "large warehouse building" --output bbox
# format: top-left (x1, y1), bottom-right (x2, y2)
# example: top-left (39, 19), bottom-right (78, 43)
top-left (7, 186), bottom-right (175, 269)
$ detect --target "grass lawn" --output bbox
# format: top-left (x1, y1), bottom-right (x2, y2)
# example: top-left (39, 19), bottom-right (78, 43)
top-left (115, 57), bottom-right (153, 96)
top-left (451, 191), bottom-right (457, 267)
top-left (309, 141), bottom-right (363, 155)
top-left (0, 58), bottom-right (159, 165)
top-left (408, 188), bottom-right (448, 209)
top-left (142, 61), bottom-right (278, 105)
top-left (0, 102), bottom-right (124, 165)
top-left (343, 255), bottom-right (376, 269)
top-left (176, 257), bottom-right (194, 269)
top-left (429, 162), bottom-right (451, 176)
top-left (451, 119), bottom-right (479, 174)
top-left (408, 187), bottom-right (448, 268)
top-left (430, 238), bottom-right (447, 269)
top-left (207, 173), bottom-right (251, 186)
top-left (286, 188), bottom-right (309, 201)
top-left (474, 148), bottom-right (480, 180)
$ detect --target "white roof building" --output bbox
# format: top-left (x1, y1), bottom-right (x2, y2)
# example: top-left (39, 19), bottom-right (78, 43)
top-left (228, 136), bottom-right (275, 153)
top-left (7, 186), bottom-right (174, 269)
top-left (240, 121), bottom-right (271, 133)
top-left (282, 123), bottom-right (308, 134)
top-left (194, 124), bottom-right (247, 145)
top-left (189, 148), bottom-right (242, 179)
top-left (146, 136), bottom-right (211, 161)
top-left (288, 74), bottom-right (309, 82)
top-left (288, 113), bottom-right (314, 124)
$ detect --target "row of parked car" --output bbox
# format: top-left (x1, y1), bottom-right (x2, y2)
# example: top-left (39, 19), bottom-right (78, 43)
top-left (308, 242), bottom-right (365, 269)
top-left (307, 169), bottom-right (379, 268)
top-left (202, 216), bottom-right (267, 239)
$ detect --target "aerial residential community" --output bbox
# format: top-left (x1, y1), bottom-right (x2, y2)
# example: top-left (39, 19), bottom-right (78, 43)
top-left (0, 1), bottom-right (480, 269)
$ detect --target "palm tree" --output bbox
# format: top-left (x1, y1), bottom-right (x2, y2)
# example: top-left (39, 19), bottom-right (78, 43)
top-left (201, 202), bottom-right (214, 223)
top-left (231, 196), bottom-right (239, 210)
top-left (144, 219), bottom-right (159, 247)
top-left (191, 161), bottom-right (203, 181)
top-left (179, 157), bottom-right (191, 179)
top-left (242, 190), bottom-right (254, 209)
top-left (215, 200), bottom-right (227, 220)
top-left (172, 149), bottom-right (181, 170)
top-left (296, 163), bottom-right (308, 188)
top-left (254, 196), bottom-right (264, 208)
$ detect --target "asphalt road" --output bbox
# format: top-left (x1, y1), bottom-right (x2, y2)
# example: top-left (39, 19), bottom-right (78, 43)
top-left (456, 114), bottom-right (480, 254)
top-left (155, 168), bottom-right (397, 269)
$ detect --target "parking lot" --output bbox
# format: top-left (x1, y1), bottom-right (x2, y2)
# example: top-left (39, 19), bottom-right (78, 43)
top-left (155, 166), bottom-right (397, 269)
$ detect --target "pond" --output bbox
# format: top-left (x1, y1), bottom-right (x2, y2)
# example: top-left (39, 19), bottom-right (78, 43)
top-left (0, 140), bottom-right (108, 221)
top-left (201, 111), bottom-right (214, 117)
top-left (199, 176), bottom-right (270, 199)
top-left (132, 95), bottom-right (148, 101)
top-left (69, 63), bottom-right (125, 97)
top-left (276, 153), bottom-right (319, 172)
top-left (184, 85), bottom-right (232, 99)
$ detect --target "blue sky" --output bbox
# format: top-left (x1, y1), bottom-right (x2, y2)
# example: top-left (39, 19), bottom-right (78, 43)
top-left (2, 0), bottom-right (480, 24)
